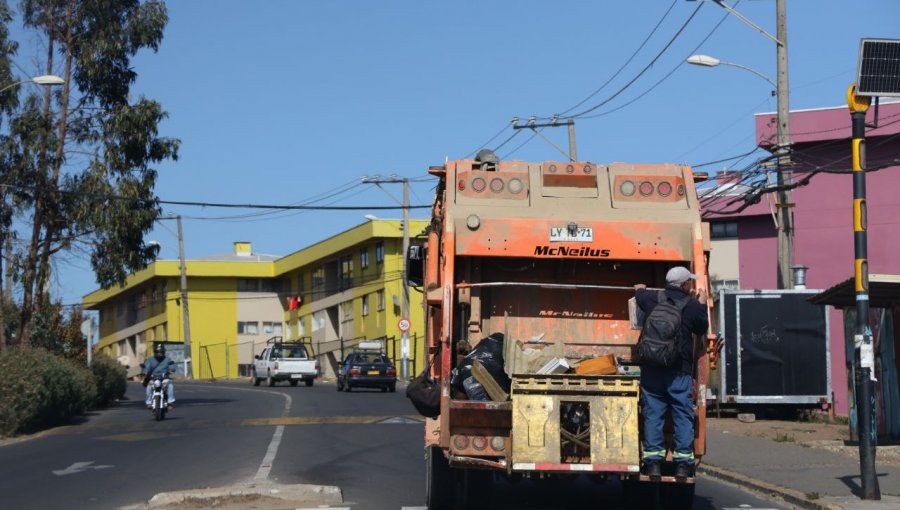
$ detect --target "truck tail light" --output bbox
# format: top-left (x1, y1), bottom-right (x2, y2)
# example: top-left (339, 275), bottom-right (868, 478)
top-left (273, 362), bottom-right (279, 370)
top-left (613, 175), bottom-right (685, 203)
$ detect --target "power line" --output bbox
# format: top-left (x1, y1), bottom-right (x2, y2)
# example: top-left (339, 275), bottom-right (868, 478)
top-left (560, 2), bottom-right (705, 120)
top-left (0, 182), bottom-right (431, 211)
top-left (558, 0), bottom-right (679, 116)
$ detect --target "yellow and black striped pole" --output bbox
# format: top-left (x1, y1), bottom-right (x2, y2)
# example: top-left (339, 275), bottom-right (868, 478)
top-left (847, 84), bottom-right (880, 500)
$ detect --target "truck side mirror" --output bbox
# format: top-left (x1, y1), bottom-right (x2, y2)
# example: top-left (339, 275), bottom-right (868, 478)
top-left (406, 245), bottom-right (425, 287)
top-left (254, 355), bottom-right (260, 360)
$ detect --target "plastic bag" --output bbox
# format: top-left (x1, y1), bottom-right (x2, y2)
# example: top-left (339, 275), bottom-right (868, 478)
top-left (451, 333), bottom-right (510, 394)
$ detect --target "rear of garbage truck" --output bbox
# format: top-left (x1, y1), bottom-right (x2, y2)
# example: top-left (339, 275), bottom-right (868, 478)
top-left (415, 154), bottom-right (711, 510)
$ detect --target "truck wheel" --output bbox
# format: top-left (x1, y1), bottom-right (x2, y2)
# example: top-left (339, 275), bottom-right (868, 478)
top-left (622, 478), bottom-right (660, 510)
top-left (389, 383), bottom-right (396, 393)
top-left (252, 369), bottom-right (260, 386)
top-left (336, 380), bottom-right (343, 391)
top-left (660, 481), bottom-right (695, 510)
top-left (290, 380), bottom-right (298, 386)
top-left (425, 446), bottom-right (453, 510)
top-left (455, 468), bottom-right (492, 510)
top-left (305, 379), bottom-right (314, 387)
top-left (267, 373), bottom-right (275, 387)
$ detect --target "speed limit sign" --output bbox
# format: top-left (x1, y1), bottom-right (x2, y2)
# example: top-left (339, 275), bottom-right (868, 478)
top-left (398, 318), bottom-right (411, 333)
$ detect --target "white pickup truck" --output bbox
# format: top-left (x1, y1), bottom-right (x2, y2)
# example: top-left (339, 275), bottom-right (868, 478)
top-left (252, 342), bottom-right (319, 387)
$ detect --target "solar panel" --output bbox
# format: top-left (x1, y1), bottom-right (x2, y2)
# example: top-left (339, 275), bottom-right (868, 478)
top-left (856, 38), bottom-right (900, 97)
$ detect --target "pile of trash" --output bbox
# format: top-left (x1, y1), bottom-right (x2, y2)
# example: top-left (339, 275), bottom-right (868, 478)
top-left (451, 332), bottom-right (630, 401)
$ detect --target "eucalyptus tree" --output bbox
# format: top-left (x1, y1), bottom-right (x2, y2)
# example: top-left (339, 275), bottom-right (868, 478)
top-left (1, 0), bottom-right (179, 346)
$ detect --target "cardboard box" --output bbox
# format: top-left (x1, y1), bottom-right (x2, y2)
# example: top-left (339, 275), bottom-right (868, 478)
top-left (575, 354), bottom-right (617, 376)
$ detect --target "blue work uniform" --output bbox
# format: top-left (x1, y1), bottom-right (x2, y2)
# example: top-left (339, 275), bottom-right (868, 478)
top-left (636, 285), bottom-right (709, 467)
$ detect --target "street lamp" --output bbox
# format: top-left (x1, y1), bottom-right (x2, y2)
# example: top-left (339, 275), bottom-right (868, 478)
top-left (686, 54), bottom-right (776, 89)
top-left (0, 74), bottom-right (65, 94)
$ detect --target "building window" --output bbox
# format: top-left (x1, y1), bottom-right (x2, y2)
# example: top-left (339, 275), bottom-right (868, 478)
top-left (312, 310), bottom-right (326, 332)
top-left (376, 241), bottom-right (384, 264)
top-left (238, 321), bottom-right (259, 335)
top-left (711, 221), bottom-right (738, 239)
top-left (312, 267), bottom-right (325, 290)
top-left (262, 321), bottom-right (283, 335)
top-left (299, 317), bottom-right (306, 337)
top-left (377, 289), bottom-right (385, 311)
top-left (340, 255), bottom-right (354, 290)
top-left (238, 278), bottom-right (258, 292)
top-left (362, 294), bottom-right (369, 316)
top-left (361, 248), bottom-right (369, 269)
top-left (341, 300), bottom-right (353, 320)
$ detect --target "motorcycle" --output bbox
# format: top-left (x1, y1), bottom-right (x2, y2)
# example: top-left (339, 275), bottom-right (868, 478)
top-left (148, 373), bottom-right (172, 421)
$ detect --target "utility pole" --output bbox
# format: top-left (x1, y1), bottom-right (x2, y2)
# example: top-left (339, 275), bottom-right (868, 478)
top-left (847, 85), bottom-right (880, 500)
top-left (774, 0), bottom-right (794, 289)
top-left (401, 179), bottom-right (410, 381)
top-left (361, 175), bottom-right (411, 380)
top-left (708, 0), bottom-right (794, 288)
top-left (176, 215), bottom-right (193, 379)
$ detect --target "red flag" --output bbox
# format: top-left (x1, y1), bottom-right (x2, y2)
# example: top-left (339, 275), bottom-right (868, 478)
top-left (288, 297), bottom-right (299, 310)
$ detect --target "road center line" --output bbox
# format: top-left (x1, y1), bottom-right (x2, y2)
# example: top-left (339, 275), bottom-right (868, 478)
top-left (195, 384), bottom-right (292, 480)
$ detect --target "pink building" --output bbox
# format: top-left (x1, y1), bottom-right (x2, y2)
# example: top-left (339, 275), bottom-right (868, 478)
top-left (703, 100), bottom-right (900, 416)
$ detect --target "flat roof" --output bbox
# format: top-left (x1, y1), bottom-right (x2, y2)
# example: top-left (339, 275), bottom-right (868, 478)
top-left (810, 274), bottom-right (900, 308)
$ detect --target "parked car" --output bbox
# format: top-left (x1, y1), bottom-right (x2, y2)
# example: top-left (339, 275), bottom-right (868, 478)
top-left (252, 341), bottom-right (318, 387)
top-left (337, 344), bottom-right (397, 392)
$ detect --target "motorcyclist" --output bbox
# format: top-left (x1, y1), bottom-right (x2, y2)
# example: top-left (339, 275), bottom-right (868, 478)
top-left (143, 343), bottom-right (176, 409)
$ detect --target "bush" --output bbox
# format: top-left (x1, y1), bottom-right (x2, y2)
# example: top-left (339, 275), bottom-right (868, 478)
top-left (0, 347), bottom-right (96, 435)
top-left (91, 353), bottom-right (126, 407)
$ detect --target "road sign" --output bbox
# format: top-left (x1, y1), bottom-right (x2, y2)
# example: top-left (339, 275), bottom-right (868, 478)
top-left (398, 318), bottom-right (411, 333)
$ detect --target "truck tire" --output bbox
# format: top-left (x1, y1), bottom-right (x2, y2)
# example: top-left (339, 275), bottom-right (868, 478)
top-left (305, 379), bottom-right (314, 387)
top-left (455, 468), bottom-right (492, 510)
top-left (252, 369), bottom-right (260, 386)
top-left (267, 373), bottom-right (275, 387)
top-left (425, 446), bottom-right (453, 510)
top-left (622, 479), bottom-right (661, 510)
top-left (290, 380), bottom-right (298, 386)
top-left (661, 481), bottom-right (695, 510)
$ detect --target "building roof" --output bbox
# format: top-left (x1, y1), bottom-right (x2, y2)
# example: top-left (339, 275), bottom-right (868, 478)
top-left (809, 274), bottom-right (900, 308)
top-left (755, 99), bottom-right (900, 149)
top-left (83, 218), bottom-right (430, 309)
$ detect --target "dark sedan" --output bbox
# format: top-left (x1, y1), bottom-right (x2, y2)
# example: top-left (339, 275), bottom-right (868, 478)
top-left (337, 351), bottom-right (397, 392)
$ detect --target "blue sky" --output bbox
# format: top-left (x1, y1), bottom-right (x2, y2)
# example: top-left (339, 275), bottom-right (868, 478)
top-left (10, 0), bottom-right (896, 306)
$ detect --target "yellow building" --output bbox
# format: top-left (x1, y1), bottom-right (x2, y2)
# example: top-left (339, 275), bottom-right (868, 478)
top-left (83, 219), bottom-right (428, 380)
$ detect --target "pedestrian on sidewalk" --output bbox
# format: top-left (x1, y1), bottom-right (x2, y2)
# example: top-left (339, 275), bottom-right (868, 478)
top-left (635, 266), bottom-right (708, 478)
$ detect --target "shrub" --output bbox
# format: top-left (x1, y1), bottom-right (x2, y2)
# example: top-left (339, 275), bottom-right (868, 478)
top-left (91, 353), bottom-right (127, 407)
top-left (0, 347), bottom-right (96, 435)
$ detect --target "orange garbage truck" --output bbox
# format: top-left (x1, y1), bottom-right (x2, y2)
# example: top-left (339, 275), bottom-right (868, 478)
top-left (409, 151), bottom-right (714, 510)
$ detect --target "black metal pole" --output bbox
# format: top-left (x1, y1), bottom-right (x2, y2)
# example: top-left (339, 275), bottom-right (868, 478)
top-left (849, 86), bottom-right (880, 500)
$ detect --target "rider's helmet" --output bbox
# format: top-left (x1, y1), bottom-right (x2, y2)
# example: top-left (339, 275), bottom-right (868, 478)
top-left (154, 343), bottom-right (166, 361)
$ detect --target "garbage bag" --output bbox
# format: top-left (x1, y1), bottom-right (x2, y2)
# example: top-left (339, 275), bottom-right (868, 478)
top-left (451, 333), bottom-right (510, 394)
top-left (462, 376), bottom-right (489, 401)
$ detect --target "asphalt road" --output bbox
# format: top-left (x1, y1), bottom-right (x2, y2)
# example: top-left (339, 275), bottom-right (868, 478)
top-left (0, 379), bottom-right (798, 510)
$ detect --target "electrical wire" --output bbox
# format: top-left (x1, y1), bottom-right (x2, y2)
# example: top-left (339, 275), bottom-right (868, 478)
top-left (558, 0), bottom-right (679, 116)
top-left (560, 2), bottom-right (705, 120)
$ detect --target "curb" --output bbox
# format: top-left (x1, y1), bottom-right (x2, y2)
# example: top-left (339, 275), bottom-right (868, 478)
top-left (121, 482), bottom-right (342, 509)
top-left (698, 463), bottom-right (845, 510)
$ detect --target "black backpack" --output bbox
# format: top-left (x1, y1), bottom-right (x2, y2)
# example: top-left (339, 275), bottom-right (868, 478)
top-left (638, 290), bottom-right (689, 368)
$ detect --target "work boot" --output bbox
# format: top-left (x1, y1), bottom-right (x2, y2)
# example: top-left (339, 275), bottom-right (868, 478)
top-left (641, 460), bottom-right (661, 477)
top-left (675, 463), bottom-right (694, 478)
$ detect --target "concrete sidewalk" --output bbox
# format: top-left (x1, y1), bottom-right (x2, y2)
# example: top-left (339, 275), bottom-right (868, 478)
top-left (700, 427), bottom-right (900, 510)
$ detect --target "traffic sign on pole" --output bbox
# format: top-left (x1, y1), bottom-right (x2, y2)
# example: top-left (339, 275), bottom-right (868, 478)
top-left (398, 318), bottom-right (411, 333)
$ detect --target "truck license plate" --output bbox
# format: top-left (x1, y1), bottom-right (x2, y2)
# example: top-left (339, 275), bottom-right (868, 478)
top-left (550, 227), bottom-right (593, 242)
top-left (291, 374), bottom-right (302, 379)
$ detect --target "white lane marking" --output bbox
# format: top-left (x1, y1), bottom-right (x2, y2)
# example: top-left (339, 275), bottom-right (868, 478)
top-left (52, 461), bottom-right (114, 476)
top-left (376, 416), bottom-right (421, 424)
top-left (254, 424), bottom-right (284, 481)
top-left (198, 384), bottom-right (292, 481)
top-left (402, 507), bottom-right (428, 510)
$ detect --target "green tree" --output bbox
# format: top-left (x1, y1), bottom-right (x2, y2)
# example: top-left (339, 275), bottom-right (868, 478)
top-left (0, 0), bottom-right (19, 352)
top-left (0, 0), bottom-right (178, 346)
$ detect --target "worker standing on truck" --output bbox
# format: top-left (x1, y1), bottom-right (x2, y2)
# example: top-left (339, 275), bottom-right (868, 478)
top-left (634, 266), bottom-right (708, 478)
